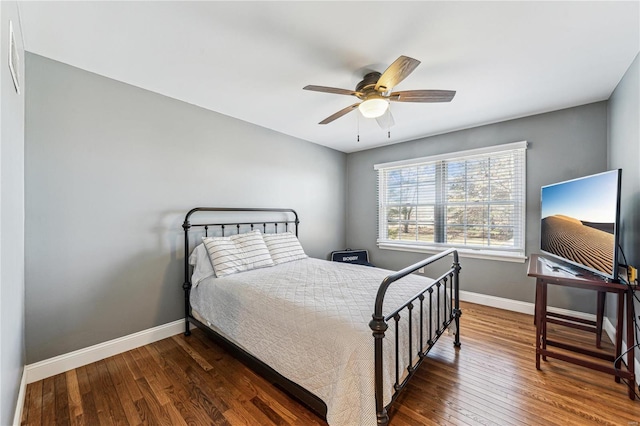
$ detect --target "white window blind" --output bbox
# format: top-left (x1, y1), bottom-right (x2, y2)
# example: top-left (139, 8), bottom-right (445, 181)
top-left (375, 142), bottom-right (527, 259)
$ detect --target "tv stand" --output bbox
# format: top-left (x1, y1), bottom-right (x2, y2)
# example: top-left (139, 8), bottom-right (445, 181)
top-left (528, 254), bottom-right (636, 400)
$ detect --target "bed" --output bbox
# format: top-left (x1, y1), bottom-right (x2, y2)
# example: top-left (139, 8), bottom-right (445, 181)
top-left (182, 207), bottom-right (461, 426)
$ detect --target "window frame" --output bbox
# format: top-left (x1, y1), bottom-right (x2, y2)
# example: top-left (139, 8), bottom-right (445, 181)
top-left (375, 141), bottom-right (528, 263)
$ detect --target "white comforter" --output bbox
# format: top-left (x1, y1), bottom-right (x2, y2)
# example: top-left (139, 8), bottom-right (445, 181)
top-left (190, 257), bottom-right (450, 426)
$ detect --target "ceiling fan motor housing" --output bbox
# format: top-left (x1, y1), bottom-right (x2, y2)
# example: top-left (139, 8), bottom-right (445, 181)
top-left (356, 72), bottom-right (383, 95)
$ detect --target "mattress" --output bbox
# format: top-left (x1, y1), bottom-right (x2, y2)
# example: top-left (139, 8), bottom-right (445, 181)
top-left (190, 257), bottom-right (450, 426)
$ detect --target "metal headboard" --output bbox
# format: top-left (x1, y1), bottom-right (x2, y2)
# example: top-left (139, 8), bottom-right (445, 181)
top-left (181, 207), bottom-right (299, 329)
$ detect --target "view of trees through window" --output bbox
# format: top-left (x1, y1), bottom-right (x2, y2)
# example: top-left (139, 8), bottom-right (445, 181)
top-left (381, 149), bottom-right (523, 251)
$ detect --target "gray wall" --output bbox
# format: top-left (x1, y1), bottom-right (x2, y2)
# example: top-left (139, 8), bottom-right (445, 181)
top-left (346, 102), bottom-right (608, 312)
top-left (25, 54), bottom-right (346, 364)
top-left (0, 2), bottom-right (25, 425)
top-left (607, 53), bottom-right (639, 370)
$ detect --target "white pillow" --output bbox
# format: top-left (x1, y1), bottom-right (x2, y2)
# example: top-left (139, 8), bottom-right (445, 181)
top-left (263, 232), bottom-right (308, 265)
top-left (188, 243), bottom-right (216, 287)
top-left (202, 230), bottom-right (274, 277)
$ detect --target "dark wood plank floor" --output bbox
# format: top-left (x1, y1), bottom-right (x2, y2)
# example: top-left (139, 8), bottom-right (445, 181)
top-left (21, 302), bottom-right (639, 425)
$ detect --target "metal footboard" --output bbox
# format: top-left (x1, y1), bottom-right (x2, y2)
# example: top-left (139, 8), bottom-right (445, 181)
top-left (369, 248), bottom-right (462, 426)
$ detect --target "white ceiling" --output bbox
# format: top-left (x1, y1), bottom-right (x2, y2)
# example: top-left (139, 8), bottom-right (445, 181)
top-left (18, 1), bottom-right (640, 153)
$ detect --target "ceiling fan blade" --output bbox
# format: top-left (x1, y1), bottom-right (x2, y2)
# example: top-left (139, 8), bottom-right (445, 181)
top-left (376, 109), bottom-right (395, 129)
top-left (375, 56), bottom-right (421, 92)
top-left (318, 103), bottom-right (360, 124)
top-left (389, 90), bottom-right (456, 103)
top-left (303, 85), bottom-right (361, 97)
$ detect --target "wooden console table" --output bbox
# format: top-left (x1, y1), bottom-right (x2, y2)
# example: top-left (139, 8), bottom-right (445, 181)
top-left (528, 254), bottom-right (636, 400)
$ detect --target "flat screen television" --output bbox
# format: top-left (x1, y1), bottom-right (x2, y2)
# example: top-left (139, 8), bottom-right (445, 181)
top-left (540, 169), bottom-right (622, 281)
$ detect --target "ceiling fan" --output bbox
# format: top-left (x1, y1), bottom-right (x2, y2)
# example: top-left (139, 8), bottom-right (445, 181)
top-left (303, 55), bottom-right (456, 128)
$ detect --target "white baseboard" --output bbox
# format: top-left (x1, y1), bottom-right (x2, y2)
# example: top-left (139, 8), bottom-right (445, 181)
top-left (459, 289), bottom-right (596, 321)
top-left (460, 290), bottom-right (534, 315)
top-left (25, 319), bottom-right (187, 384)
top-left (603, 315), bottom-right (616, 339)
top-left (12, 367), bottom-right (26, 426)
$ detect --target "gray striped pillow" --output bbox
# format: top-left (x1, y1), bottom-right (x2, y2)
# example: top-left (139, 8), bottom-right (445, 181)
top-left (202, 230), bottom-right (274, 277)
top-left (263, 232), bottom-right (308, 265)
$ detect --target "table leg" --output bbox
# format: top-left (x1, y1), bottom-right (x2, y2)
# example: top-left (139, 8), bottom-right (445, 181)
top-left (541, 281), bottom-right (548, 362)
top-left (615, 290), bottom-right (624, 383)
top-left (535, 279), bottom-right (542, 370)
top-left (626, 289), bottom-right (636, 400)
top-left (533, 286), bottom-right (537, 325)
top-left (596, 291), bottom-right (605, 349)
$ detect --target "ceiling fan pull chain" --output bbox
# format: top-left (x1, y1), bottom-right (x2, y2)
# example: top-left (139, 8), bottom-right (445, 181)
top-left (357, 112), bottom-right (360, 142)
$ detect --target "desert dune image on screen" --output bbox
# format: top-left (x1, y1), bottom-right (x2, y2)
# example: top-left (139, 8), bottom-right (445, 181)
top-left (540, 171), bottom-right (618, 275)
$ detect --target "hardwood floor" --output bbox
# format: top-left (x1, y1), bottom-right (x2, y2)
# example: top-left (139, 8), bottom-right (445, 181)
top-left (21, 302), bottom-right (639, 425)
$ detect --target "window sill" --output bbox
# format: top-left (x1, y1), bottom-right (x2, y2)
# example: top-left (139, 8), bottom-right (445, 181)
top-left (377, 242), bottom-right (527, 263)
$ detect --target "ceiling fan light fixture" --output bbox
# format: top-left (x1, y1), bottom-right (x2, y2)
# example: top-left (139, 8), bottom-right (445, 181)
top-left (358, 98), bottom-right (389, 118)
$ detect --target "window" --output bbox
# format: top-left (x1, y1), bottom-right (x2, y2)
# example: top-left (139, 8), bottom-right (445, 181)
top-left (375, 141), bottom-right (527, 261)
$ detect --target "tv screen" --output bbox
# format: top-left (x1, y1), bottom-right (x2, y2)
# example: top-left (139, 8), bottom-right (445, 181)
top-left (540, 169), bottom-right (622, 280)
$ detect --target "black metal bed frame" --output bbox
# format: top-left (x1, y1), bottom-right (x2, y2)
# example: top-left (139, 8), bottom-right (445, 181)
top-left (182, 207), bottom-right (461, 426)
